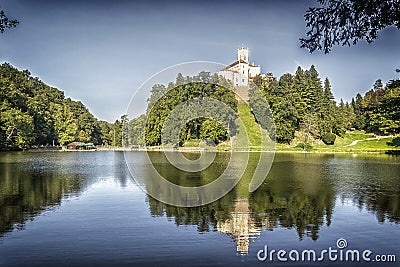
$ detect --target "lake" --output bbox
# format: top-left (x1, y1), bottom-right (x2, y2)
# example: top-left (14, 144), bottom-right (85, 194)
top-left (0, 151), bottom-right (399, 266)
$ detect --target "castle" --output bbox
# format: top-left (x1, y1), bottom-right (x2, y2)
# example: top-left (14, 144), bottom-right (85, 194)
top-left (218, 47), bottom-right (264, 86)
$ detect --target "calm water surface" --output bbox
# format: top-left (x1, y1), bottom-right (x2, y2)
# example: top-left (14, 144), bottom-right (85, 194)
top-left (0, 151), bottom-right (399, 266)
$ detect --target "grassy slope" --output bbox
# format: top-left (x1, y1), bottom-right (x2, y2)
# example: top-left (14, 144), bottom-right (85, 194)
top-left (184, 103), bottom-right (398, 153)
top-left (278, 130), bottom-right (399, 153)
top-left (235, 105), bottom-right (399, 152)
top-left (232, 103), bottom-right (261, 150)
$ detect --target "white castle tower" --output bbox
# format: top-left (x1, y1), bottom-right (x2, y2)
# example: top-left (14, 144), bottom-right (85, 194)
top-left (218, 46), bottom-right (262, 87)
top-left (237, 47), bottom-right (249, 62)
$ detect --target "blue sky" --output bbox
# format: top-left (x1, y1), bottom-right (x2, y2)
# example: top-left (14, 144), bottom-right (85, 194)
top-left (1, 0), bottom-right (399, 122)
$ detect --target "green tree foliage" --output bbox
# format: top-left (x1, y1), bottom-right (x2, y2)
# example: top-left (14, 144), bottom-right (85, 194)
top-left (322, 132), bottom-right (336, 145)
top-left (299, 114), bottom-right (319, 150)
top-left (335, 99), bottom-right (355, 136)
top-left (144, 72), bottom-right (237, 146)
top-left (301, 0), bottom-right (400, 53)
top-left (320, 78), bottom-right (337, 135)
top-left (0, 63), bottom-right (103, 150)
top-left (98, 120), bottom-right (113, 146)
top-left (111, 117), bottom-right (124, 147)
top-left (248, 82), bottom-right (275, 137)
top-left (351, 93), bottom-right (366, 129)
top-left (0, 101), bottom-right (34, 149)
top-left (255, 65), bottom-right (400, 145)
top-left (255, 65), bottom-right (339, 144)
top-left (329, 78), bottom-right (400, 137)
top-left (126, 114), bottom-right (146, 146)
top-left (3, 63), bottom-right (397, 150)
top-left (387, 137), bottom-right (400, 147)
top-left (200, 119), bottom-right (228, 145)
top-left (255, 75), bottom-right (298, 144)
top-left (361, 79), bottom-right (400, 135)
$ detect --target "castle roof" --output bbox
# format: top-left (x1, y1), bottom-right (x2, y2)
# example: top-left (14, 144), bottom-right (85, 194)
top-left (220, 59), bottom-right (250, 72)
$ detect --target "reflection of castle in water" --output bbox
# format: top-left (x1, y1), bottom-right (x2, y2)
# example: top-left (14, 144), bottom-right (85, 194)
top-left (216, 197), bottom-right (277, 255)
top-left (140, 152), bottom-right (400, 255)
top-left (217, 197), bottom-right (261, 255)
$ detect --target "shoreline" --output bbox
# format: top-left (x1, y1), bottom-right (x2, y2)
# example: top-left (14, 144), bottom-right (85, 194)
top-left (14, 146), bottom-right (400, 155)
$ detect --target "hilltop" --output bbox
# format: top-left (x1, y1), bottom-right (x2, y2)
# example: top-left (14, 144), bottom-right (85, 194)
top-left (1, 63), bottom-right (399, 153)
top-left (0, 63), bottom-right (122, 150)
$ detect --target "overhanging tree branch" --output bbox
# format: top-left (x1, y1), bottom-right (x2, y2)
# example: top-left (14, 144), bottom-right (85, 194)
top-left (300, 0), bottom-right (400, 53)
top-left (0, 10), bottom-right (19, 33)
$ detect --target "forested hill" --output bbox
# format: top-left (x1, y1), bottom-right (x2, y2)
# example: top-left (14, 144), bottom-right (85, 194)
top-left (1, 62), bottom-right (399, 151)
top-left (130, 66), bottom-right (399, 147)
top-left (251, 66), bottom-right (400, 145)
top-left (0, 63), bottom-right (119, 150)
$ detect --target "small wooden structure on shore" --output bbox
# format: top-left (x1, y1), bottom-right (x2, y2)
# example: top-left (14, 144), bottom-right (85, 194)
top-left (63, 142), bottom-right (96, 151)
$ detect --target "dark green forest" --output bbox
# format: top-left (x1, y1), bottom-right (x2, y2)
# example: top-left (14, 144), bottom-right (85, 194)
top-left (143, 72), bottom-right (237, 146)
top-left (0, 63), bottom-right (124, 150)
top-left (1, 63), bottom-right (399, 150)
top-left (251, 65), bottom-right (400, 144)
top-left (132, 65), bottom-right (399, 147)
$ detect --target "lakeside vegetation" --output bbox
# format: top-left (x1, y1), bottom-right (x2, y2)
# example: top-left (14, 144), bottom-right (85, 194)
top-left (0, 63), bottom-right (399, 153)
top-left (0, 63), bottom-right (124, 150)
top-left (128, 65), bottom-right (399, 153)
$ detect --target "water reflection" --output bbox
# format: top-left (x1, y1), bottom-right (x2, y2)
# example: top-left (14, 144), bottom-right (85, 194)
top-left (0, 151), bottom-right (130, 237)
top-left (0, 151), bottom-right (399, 257)
top-left (145, 152), bottom-right (399, 254)
top-left (216, 197), bottom-right (261, 255)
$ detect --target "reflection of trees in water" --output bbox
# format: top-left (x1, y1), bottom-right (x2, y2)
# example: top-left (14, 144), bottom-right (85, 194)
top-left (0, 166), bottom-right (86, 237)
top-left (147, 171), bottom-right (336, 254)
top-left (249, 156), bottom-right (337, 241)
top-left (329, 155), bottom-right (400, 223)
top-left (346, 171), bottom-right (400, 223)
top-left (361, 193), bottom-right (400, 223)
top-left (0, 151), bottom-right (130, 237)
top-left (147, 191), bottom-right (235, 232)
top-left (361, 182), bottom-right (400, 223)
top-left (347, 176), bottom-right (400, 223)
top-left (250, 180), bottom-right (335, 241)
top-left (146, 153), bottom-right (400, 254)
top-left (146, 153), bottom-right (337, 253)
top-left (1, 150), bottom-right (399, 253)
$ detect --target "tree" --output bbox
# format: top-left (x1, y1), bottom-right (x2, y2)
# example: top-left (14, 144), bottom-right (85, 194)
top-left (272, 99), bottom-right (298, 144)
top-left (127, 114), bottom-right (146, 146)
top-left (301, 0), bottom-right (400, 53)
top-left (0, 104), bottom-right (34, 149)
top-left (112, 118), bottom-right (123, 147)
top-left (323, 78), bottom-right (334, 102)
top-left (144, 73), bottom-right (237, 146)
top-left (98, 121), bottom-right (113, 146)
top-left (200, 119), bottom-right (228, 145)
top-left (318, 78), bottom-right (337, 138)
top-left (367, 86), bottom-right (400, 135)
top-left (299, 114), bottom-right (319, 150)
top-left (352, 93), bottom-right (366, 129)
top-left (0, 63), bottom-right (104, 149)
top-left (292, 67), bottom-right (308, 120)
top-left (335, 99), bottom-right (355, 135)
top-left (373, 79), bottom-right (384, 91)
top-left (52, 104), bottom-right (78, 145)
top-left (120, 115), bottom-right (129, 147)
top-left (0, 10), bottom-right (18, 33)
